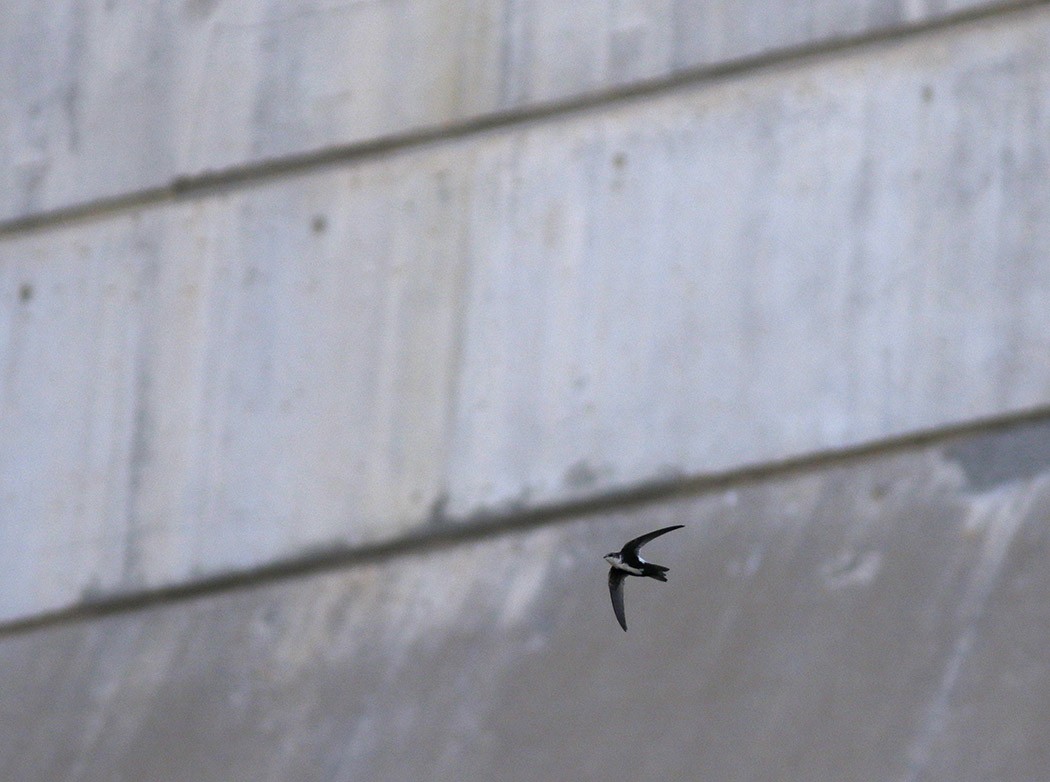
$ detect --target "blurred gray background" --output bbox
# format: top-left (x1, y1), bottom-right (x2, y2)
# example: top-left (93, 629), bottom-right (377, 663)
top-left (3, 1), bottom-right (1050, 779)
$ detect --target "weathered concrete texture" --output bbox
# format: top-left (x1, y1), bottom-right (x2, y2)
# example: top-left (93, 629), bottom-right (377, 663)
top-left (442, 8), bottom-right (1050, 515)
top-left (0, 0), bottom-right (1023, 221)
top-left (0, 160), bottom-right (470, 621)
top-left (3, 9), bottom-right (1050, 623)
top-left (2, 430), bottom-right (1049, 781)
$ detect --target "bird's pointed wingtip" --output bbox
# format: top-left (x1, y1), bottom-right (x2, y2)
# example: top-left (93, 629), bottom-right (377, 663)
top-left (608, 568), bottom-right (628, 631)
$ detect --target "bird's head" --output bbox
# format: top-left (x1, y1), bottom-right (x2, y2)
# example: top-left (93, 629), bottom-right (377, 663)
top-left (603, 553), bottom-right (620, 565)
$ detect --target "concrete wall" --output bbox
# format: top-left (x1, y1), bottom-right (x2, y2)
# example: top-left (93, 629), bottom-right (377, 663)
top-left (0, 0), bottom-right (1021, 222)
top-left (3, 0), bottom-right (1050, 778)
top-left (6, 425), bottom-right (1050, 780)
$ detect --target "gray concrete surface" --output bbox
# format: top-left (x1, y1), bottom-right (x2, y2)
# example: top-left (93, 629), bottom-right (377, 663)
top-left (0, 171), bottom-right (469, 621)
top-left (443, 5), bottom-right (1050, 516)
top-left (0, 0), bottom-right (1024, 221)
top-left (5, 1), bottom-right (1050, 776)
top-left (4, 7), bottom-right (1050, 623)
top-left (2, 425), bottom-right (1049, 781)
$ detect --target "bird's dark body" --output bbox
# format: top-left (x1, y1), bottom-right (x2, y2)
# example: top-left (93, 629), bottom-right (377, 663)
top-left (604, 524), bottom-right (683, 631)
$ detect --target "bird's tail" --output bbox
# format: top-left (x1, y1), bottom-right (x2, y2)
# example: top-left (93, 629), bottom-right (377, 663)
top-left (642, 563), bottom-right (669, 582)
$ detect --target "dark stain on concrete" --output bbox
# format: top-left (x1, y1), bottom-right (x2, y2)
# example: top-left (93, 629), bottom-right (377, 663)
top-left (183, 0), bottom-right (221, 18)
top-left (120, 240), bottom-right (163, 589)
top-left (563, 460), bottom-right (602, 490)
top-left (943, 417), bottom-right (1050, 492)
top-left (428, 493), bottom-right (450, 526)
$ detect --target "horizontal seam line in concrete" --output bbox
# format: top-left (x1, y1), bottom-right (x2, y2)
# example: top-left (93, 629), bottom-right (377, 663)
top-left (1, 0), bottom-right (1046, 237)
top-left (2, 403), bottom-right (1050, 639)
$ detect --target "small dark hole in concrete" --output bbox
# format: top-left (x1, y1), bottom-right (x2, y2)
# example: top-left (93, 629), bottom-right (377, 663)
top-left (311, 215), bottom-right (328, 234)
top-left (921, 85), bottom-right (934, 103)
top-left (18, 282), bottom-right (33, 302)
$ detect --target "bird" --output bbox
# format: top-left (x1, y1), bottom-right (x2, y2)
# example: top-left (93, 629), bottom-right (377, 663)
top-left (604, 525), bottom-right (683, 631)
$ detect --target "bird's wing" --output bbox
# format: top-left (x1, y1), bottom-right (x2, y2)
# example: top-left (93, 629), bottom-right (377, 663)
top-left (623, 524), bottom-right (684, 556)
top-left (608, 568), bottom-right (628, 632)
